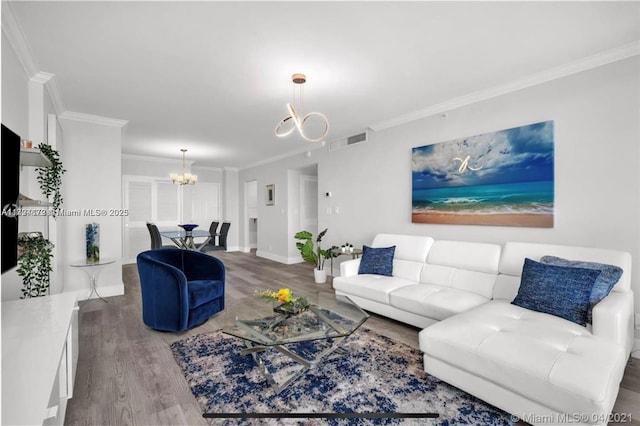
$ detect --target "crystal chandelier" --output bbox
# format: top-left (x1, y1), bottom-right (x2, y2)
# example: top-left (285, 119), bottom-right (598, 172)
top-left (170, 149), bottom-right (197, 185)
top-left (275, 73), bottom-right (329, 142)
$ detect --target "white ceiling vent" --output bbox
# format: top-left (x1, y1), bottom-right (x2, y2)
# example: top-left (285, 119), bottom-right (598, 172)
top-left (329, 131), bottom-right (368, 151)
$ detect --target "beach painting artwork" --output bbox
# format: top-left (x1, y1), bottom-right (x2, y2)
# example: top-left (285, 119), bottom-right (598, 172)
top-left (412, 121), bottom-right (554, 227)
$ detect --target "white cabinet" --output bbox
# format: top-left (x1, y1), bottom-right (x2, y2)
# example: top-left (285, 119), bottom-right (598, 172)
top-left (1, 293), bottom-right (79, 425)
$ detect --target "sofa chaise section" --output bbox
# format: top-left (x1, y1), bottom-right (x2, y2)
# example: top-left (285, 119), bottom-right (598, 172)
top-left (420, 242), bottom-right (633, 425)
top-left (493, 242), bottom-right (635, 354)
top-left (420, 301), bottom-right (627, 425)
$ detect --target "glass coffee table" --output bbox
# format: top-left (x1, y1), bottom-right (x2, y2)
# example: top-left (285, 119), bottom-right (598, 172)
top-left (222, 293), bottom-right (369, 394)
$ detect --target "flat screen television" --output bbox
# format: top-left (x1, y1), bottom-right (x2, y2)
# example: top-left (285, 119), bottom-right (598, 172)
top-left (2, 124), bottom-right (21, 273)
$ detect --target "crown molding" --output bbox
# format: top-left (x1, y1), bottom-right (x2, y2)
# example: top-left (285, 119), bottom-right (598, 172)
top-left (121, 155), bottom-right (223, 171)
top-left (29, 72), bottom-right (66, 115)
top-left (59, 111), bottom-right (129, 128)
top-left (240, 141), bottom-right (326, 170)
top-left (369, 40), bottom-right (640, 132)
top-left (121, 153), bottom-right (195, 167)
top-left (192, 165), bottom-right (223, 172)
top-left (30, 71), bottom-right (53, 84)
top-left (2, 2), bottom-right (38, 77)
top-left (3, 5), bottom-right (67, 114)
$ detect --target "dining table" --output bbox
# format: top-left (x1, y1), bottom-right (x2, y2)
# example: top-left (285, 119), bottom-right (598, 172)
top-left (160, 229), bottom-right (214, 251)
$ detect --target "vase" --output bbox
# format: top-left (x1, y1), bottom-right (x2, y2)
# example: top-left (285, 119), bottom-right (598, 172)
top-left (179, 223), bottom-right (198, 237)
top-left (314, 268), bottom-right (327, 284)
top-left (86, 223), bottom-right (100, 263)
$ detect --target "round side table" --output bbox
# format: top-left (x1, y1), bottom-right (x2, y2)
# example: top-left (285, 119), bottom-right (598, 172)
top-left (70, 259), bottom-right (115, 302)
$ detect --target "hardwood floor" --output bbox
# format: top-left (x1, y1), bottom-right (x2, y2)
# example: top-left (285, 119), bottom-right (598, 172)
top-left (65, 251), bottom-right (640, 425)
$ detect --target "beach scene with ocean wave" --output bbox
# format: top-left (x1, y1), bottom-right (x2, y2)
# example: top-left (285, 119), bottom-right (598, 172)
top-left (412, 121), bottom-right (554, 227)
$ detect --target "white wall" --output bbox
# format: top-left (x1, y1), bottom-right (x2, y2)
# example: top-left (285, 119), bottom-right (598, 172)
top-left (241, 57), bottom-right (640, 315)
top-left (59, 118), bottom-right (125, 298)
top-left (1, 31), bottom-right (28, 136)
top-left (193, 165), bottom-right (223, 183)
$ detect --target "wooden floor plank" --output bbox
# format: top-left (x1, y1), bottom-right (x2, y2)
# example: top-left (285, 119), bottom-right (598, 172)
top-left (65, 250), bottom-right (640, 425)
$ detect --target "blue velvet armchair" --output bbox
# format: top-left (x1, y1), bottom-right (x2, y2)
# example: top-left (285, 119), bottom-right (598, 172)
top-left (136, 248), bottom-right (225, 332)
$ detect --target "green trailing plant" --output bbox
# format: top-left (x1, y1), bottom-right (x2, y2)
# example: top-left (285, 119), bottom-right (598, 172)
top-left (17, 232), bottom-right (53, 298)
top-left (294, 229), bottom-right (338, 270)
top-left (36, 143), bottom-right (66, 216)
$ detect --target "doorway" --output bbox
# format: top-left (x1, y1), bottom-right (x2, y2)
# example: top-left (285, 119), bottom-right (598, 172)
top-left (244, 180), bottom-right (258, 252)
top-left (295, 164), bottom-right (319, 237)
top-left (299, 175), bottom-right (318, 235)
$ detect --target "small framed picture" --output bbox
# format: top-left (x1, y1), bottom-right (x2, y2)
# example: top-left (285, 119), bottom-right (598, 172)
top-left (266, 184), bottom-right (275, 206)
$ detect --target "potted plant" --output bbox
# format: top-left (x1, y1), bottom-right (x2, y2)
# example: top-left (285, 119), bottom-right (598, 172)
top-left (36, 142), bottom-right (65, 217)
top-left (17, 232), bottom-right (53, 298)
top-left (15, 143), bottom-right (64, 298)
top-left (294, 228), bottom-right (338, 284)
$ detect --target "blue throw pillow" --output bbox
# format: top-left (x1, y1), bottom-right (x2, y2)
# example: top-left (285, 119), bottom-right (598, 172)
top-left (512, 258), bottom-right (601, 326)
top-left (540, 255), bottom-right (623, 323)
top-left (358, 245), bottom-right (395, 276)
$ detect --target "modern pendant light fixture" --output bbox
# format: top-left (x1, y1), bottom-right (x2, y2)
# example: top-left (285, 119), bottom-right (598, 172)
top-left (275, 73), bottom-right (329, 142)
top-left (170, 149), bottom-right (197, 185)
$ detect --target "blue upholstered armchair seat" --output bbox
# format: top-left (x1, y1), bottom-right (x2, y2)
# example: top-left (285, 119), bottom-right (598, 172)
top-left (137, 248), bottom-right (225, 332)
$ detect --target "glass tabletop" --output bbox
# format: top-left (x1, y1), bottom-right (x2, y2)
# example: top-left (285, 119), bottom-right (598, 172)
top-left (160, 230), bottom-right (210, 238)
top-left (223, 293), bottom-right (369, 346)
top-left (70, 259), bottom-right (115, 268)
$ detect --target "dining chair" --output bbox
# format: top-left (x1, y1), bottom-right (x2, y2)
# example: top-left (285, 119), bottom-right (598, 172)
top-left (201, 221), bottom-right (230, 252)
top-left (195, 220), bottom-right (219, 251)
top-left (208, 221), bottom-right (220, 244)
top-left (215, 222), bottom-right (231, 251)
top-left (146, 222), bottom-right (175, 250)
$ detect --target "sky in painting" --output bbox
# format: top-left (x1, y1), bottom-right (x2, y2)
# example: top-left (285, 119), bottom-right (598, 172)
top-left (412, 121), bottom-right (554, 190)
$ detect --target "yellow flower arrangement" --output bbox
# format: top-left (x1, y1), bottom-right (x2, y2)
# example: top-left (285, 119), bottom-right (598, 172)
top-left (277, 288), bottom-right (292, 303)
top-left (255, 287), bottom-right (309, 313)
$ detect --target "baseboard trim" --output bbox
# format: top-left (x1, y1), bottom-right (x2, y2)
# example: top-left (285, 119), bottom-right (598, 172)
top-left (255, 250), bottom-right (301, 265)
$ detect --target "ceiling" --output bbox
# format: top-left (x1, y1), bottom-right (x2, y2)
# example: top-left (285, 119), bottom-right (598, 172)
top-left (7, 1), bottom-right (640, 169)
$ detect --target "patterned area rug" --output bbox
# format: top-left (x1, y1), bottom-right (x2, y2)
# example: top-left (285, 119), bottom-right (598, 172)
top-left (170, 328), bottom-right (514, 425)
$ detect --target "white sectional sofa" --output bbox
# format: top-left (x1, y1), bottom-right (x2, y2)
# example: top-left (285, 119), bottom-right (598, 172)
top-left (333, 234), bottom-right (634, 426)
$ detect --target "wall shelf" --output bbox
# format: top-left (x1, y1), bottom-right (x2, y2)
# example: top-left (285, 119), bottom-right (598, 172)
top-left (20, 148), bottom-right (52, 168)
top-left (18, 193), bottom-right (52, 208)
